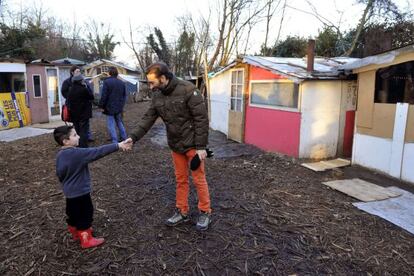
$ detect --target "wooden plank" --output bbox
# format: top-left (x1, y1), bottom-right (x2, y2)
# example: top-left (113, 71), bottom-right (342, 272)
top-left (320, 158), bottom-right (350, 168)
top-left (302, 158), bottom-right (350, 172)
top-left (228, 110), bottom-right (244, 143)
top-left (322, 178), bottom-right (402, 202)
top-left (301, 162), bottom-right (333, 172)
top-left (356, 71), bottom-right (375, 129)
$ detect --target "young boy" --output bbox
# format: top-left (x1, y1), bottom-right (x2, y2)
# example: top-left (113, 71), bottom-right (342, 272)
top-left (53, 125), bottom-right (132, 249)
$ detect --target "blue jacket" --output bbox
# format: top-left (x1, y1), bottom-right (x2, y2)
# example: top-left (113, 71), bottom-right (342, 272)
top-left (99, 76), bottom-right (127, 115)
top-left (56, 143), bottom-right (119, 198)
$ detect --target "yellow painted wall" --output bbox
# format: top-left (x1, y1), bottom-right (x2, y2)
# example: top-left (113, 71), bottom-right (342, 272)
top-left (0, 92), bottom-right (31, 129)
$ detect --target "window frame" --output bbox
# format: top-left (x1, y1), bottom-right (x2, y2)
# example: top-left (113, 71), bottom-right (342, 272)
top-left (374, 61), bottom-right (414, 104)
top-left (32, 74), bottom-right (42, 98)
top-left (229, 69), bottom-right (244, 112)
top-left (11, 73), bottom-right (26, 93)
top-left (249, 79), bottom-right (301, 112)
top-left (101, 66), bottom-right (110, 73)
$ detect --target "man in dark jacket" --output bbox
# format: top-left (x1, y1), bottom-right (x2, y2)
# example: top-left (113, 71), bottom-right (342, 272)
top-left (67, 74), bottom-right (94, 148)
top-left (61, 65), bottom-right (94, 142)
top-left (98, 67), bottom-right (127, 143)
top-left (129, 62), bottom-right (212, 231)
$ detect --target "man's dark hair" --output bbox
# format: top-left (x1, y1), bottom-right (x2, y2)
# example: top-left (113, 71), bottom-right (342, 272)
top-left (145, 62), bottom-right (173, 79)
top-left (53, 125), bottom-right (73, 146)
top-left (109, 66), bottom-right (118, 77)
top-left (70, 65), bottom-right (80, 75)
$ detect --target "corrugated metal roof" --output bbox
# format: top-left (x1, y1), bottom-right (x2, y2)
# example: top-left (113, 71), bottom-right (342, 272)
top-left (118, 74), bottom-right (139, 84)
top-left (339, 44), bottom-right (414, 71)
top-left (85, 73), bottom-right (141, 85)
top-left (84, 59), bottom-right (139, 73)
top-left (210, 56), bottom-right (359, 81)
top-left (51, 57), bottom-right (86, 65)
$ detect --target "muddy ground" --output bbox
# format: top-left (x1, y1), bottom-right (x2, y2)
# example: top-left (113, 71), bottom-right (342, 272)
top-left (0, 101), bottom-right (413, 275)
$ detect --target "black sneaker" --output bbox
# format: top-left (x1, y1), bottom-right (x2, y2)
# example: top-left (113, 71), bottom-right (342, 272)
top-left (196, 211), bottom-right (211, 231)
top-left (165, 209), bottom-right (189, 226)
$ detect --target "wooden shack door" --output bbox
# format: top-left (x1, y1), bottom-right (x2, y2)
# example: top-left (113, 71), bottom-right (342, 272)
top-left (228, 69), bottom-right (245, 143)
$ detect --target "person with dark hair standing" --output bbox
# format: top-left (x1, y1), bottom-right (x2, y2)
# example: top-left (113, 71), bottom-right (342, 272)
top-left (67, 74), bottom-right (94, 148)
top-left (129, 62), bottom-right (212, 231)
top-left (61, 65), bottom-right (80, 99)
top-left (99, 67), bottom-right (128, 143)
top-left (61, 65), bottom-right (94, 142)
top-left (53, 125), bottom-right (132, 249)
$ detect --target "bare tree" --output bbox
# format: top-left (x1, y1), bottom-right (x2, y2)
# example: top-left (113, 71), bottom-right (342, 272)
top-left (123, 20), bottom-right (147, 73)
top-left (286, 0), bottom-right (346, 53)
top-left (208, 0), bottom-right (228, 70)
top-left (206, 0), bottom-right (268, 70)
top-left (189, 11), bottom-right (212, 85)
top-left (0, 0), bottom-right (5, 21)
top-left (274, 0), bottom-right (287, 48)
top-left (238, 1), bottom-right (264, 55)
top-left (263, 0), bottom-right (281, 56)
top-left (344, 0), bottom-right (374, 56)
top-left (293, 0), bottom-right (403, 56)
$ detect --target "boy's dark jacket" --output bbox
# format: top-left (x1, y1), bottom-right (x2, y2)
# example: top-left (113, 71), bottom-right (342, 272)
top-left (129, 77), bottom-right (209, 153)
top-left (56, 144), bottom-right (119, 198)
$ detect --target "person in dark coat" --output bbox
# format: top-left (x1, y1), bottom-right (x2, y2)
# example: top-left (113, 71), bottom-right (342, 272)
top-left (61, 66), bottom-right (80, 99)
top-left (98, 67), bottom-right (127, 143)
top-left (61, 65), bottom-right (94, 142)
top-left (129, 62), bottom-right (212, 231)
top-left (67, 74), bottom-right (94, 148)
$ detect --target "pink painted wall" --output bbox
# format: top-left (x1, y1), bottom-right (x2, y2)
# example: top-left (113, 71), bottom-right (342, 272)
top-left (26, 65), bottom-right (49, 123)
top-left (244, 66), bottom-right (301, 157)
top-left (245, 106), bottom-right (301, 156)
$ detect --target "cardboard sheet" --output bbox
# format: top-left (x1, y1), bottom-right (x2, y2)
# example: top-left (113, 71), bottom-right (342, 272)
top-left (302, 158), bottom-right (351, 172)
top-left (322, 178), bottom-right (402, 202)
top-left (353, 187), bottom-right (414, 235)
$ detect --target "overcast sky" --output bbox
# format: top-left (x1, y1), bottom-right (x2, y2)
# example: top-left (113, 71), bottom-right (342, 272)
top-left (5, 0), bottom-right (413, 65)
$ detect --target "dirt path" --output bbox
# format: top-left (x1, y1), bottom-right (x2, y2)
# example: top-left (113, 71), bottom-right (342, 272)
top-left (0, 102), bottom-right (413, 275)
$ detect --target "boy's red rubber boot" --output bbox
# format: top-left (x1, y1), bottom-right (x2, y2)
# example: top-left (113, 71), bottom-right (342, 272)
top-left (78, 228), bottom-right (104, 249)
top-left (67, 226), bottom-right (79, 241)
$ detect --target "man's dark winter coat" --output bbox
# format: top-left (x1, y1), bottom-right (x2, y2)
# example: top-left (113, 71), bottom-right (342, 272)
top-left (130, 76), bottom-right (209, 153)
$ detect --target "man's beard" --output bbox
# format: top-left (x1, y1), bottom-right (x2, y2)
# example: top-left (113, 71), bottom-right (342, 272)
top-left (156, 81), bottom-right (168, 92)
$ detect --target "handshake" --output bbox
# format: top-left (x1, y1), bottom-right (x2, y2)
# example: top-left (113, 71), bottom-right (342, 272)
top-left (118, 138), bottom-right (134, 151)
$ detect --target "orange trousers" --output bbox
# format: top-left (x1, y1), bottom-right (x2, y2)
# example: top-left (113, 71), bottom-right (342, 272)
top-left (171, 149), bottom-right (211, 214)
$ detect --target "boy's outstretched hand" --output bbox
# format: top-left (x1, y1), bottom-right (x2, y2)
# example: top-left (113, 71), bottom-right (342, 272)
top-left (118, 138), bottom-right (133, 151)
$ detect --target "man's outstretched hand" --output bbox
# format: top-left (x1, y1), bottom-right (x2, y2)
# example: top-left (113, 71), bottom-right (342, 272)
top-left (118, 138), bottom-right (133, 151)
